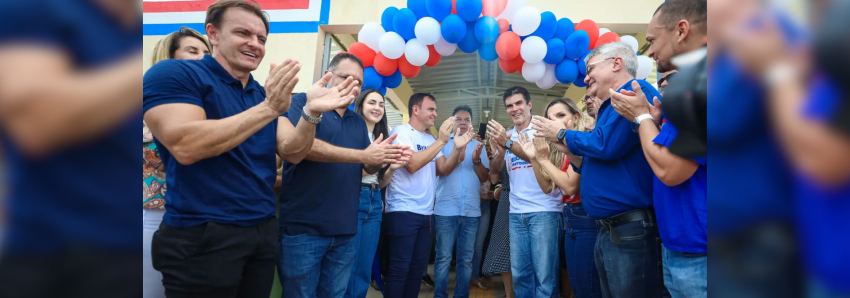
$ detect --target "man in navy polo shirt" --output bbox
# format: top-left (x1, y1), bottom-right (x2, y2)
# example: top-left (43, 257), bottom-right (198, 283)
top-left (533, 42), bottom-right (665, 298)
top-left (0, 0), bottom-right (141, 297)
top-left (142, 1), bottom-right (360, 297)
top-left (608, 1), bottom-right (708, 297)
top-left (277, 53), bottom-right (411, 298)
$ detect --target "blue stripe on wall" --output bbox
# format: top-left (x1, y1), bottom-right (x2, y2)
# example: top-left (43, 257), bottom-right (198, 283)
top-left (144, 0), bottom-right (331, 35)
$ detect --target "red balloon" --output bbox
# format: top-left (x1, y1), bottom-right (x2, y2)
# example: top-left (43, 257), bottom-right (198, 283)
top-left (373, 53), bottom-right (398, 76)
top-left (348, 42), bottom-right (376, 68)
top-left (495, 31), bottom-right (521, 60)
top-left (498, 56), bottom-right (524, 73)
top-left (398, 55), bottom-right (421, 78)
top-left (497, 19), bottom-right (509, 34)
top-left (425, 45), bottom-right (441, 67)
top-left (595, 32), bottom-right (621, 49)
top-left (482, 0), bottom-right (508, 17)
top-left (451, 0), bottom-right (457, 14)
top-left (576, 20), bottom-right (599, 50)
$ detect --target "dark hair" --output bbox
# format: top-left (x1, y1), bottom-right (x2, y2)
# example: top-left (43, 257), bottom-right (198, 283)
top-left (452, 105), bottom-right (473, 121)
top-left (205, 0), bottom-right (270, 34)
top-left (354, 89), bottom-right (390, 140)
top-left (654, 0), bottom-right (707, 35)
top-left (408, 93), bottom-right (435, 116)
top-left (659, 71), bottom-right (677, 85)
top-left (329, 52), bottom-right (364, 72)
top-left (544, 98), bottom-right (582, 119)
top-left (502, 86), bottom-right (531, 105)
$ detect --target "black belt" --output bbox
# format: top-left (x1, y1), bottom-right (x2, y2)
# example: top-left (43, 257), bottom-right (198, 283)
top-left (601, 208), bottom-right (655, 229)
top-left (361, 183), bottom-right (378, 189)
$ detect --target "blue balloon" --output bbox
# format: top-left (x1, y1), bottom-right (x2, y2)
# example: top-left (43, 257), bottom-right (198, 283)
top-left (383, 70), bottom-right (403, 89)
top-left (478, 41), bottom-right (498, 61)
top-left (474, 16), bottom-right (499, 44)
top-left (455, 0), bottom-right (482, 22)
top-left (530, 11), bottom-right (557, 40)
top-left (554, 18), bottom-right (575, 41)
top-left (578, 49), bottom-right (592, 75)
top-left (363, 67), bottom-right (383, 90)
top-left (543, 38), bottom-right (565, 64)
top-left (440, 14), bottom-right (467, 43)
top-left (348, 101), bottom-right (356, 111)
top-left (426, 0), bottom-right (452, 22)
top-left (573, 74), bottom-right (587, 87)
top-left (457, 21), bottom-right (480, 53)
top-left (379, 86), bottom-right (388, 96)
top-left (407, 0), bottom-right (429, 19)
top-left (555, 59), bottom-right (579, 84)
top-left (393, 8), bottom-right (418, 40)
top-left (565, 30), bottom-right (590, 60)
top-left (381, 7), bottom-right (399, 32)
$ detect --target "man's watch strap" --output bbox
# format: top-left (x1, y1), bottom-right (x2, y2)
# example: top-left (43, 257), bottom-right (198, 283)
top-left (634, 114), bottom-right (654, 125)
top-left (301, 107), bottom-right (322, 124)
top-left (557, 129), bottom-right (568, 144)
top-left (473, 158), bottom-right (482, 165)
top-left (504, 139), bottom-right (513, 149)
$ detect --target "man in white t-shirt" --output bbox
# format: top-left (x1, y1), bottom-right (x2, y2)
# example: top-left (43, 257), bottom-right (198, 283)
top-left (383, 93), bottom-right (459, 298)
top-left (487, 86), bottom-right (563, 298)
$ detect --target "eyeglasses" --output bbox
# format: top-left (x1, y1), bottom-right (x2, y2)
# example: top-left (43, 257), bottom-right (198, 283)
top-left (585, 57), bottom-right (616, 76)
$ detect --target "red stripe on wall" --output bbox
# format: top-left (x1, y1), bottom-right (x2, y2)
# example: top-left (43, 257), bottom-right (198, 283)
top-left (143, 0), bottom-right (309, 13)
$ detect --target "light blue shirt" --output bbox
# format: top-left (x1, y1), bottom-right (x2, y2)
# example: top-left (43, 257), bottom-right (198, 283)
top-left (435, 137), bottom-right (490, 217)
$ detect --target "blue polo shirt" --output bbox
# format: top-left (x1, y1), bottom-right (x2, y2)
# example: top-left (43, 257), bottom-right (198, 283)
top-left (279, 94), bottom-right (371, 236)
top-left (0, 0), bottom-right (141, 252)
top-left (435, 137), bottom-right (490, 217)
top-left (563, 79), bottom-right (658, 219)
top-left (652, 122), bottom-right (707, 254)
top-left (143, 55), bottom-right (278, 228)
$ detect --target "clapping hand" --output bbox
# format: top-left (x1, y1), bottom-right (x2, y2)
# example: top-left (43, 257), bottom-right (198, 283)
top-left (438, 117), bottom-right (456, 143)
top-left (305, 72), bottom-right (360, 115)
top-left (264, 59), bottom-right (301, 114)
top-left (471, 143), bottom-right (484, 163)
top-left (364, 133), bottom-right (411, 165)
top-left (531, 116), bottom-right (565, 141)
top-left (486, 120), bottom-right (510, 147)
top-left (516, 131), bottom-right (537, 160)
top-left (609, 80), bottom-right (658, 125)
top-left (532, 135), bottom-right (550, 162)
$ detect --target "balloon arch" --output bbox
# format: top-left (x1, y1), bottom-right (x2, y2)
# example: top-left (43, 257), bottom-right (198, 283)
top-left (346, 0), bottom-right (654, 95)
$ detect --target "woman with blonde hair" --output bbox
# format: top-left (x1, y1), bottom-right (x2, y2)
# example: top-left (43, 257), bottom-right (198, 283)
top-left (516, 98), bottom-right (602, 298)
top-left (143, 26), bottom-right (210, 298)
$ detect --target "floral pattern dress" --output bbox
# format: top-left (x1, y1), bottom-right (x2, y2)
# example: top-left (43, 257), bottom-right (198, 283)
top-left (143, 122), bottom-right (166, 209)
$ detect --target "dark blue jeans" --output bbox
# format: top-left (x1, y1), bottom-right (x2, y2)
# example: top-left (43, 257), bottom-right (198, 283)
top-left (564, 204), bottom-right (603, 298)
top-left (595, 214), bottom-right (668, 298)
top-left (510, 212), bottom-right (562, 298)
top-left (384, 211), bottom-right (433, 298)
top-left (434, 215), bottom-right (479, 298)
top-left (344, 185), bottom-right (383, 298)
top-left (278, 233), bottom-right (357, 298)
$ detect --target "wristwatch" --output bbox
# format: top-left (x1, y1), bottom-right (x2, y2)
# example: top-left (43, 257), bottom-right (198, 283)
top-left (301, 107), bottom-right (322, 124)
top-left (472, 158), bottom-right (482, 165)
top-left (557, 129), bottom-right (568, 144)
top-left (634, 114), bottom-right (654, 125)
top-left (504, 139), bottom-right (513, 149)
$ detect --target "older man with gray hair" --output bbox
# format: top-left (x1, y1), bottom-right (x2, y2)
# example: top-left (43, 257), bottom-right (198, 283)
top-left (532, 41), bottom-right (666, 298)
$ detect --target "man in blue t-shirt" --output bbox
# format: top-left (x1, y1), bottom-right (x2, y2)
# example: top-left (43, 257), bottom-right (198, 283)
top-left (277, 53), bottom-right (410, 298)
top-left (533, 42), bottom-right (665, 298)
top-left (609, 1), bottom-right (708, 297)
top-left (142, 1), bottom-right (360, 297)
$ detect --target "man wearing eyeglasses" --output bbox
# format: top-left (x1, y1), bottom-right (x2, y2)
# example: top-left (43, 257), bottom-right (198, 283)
top-left (531, 42), bottom-right (664, 298)
top-left (432, 105), bottom-right (489, 298)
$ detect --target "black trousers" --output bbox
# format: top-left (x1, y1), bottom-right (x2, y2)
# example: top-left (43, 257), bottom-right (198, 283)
top-left (151, 217), bottom-right (278, 298)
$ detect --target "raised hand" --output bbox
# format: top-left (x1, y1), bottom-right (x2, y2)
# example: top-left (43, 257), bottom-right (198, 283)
top-left (305, 72), bottom-right (360, 115)
top-left (454, 127), bottom-right (475, 149)
top-left (363, 133), bottom-right (410, 165)
top-left (649, 97), bottom-right (662, 126)
top-left (609, 80), bottom-right (651, 122)
top-left (264, 59), bottom-right (301, 114)
top-left (516, 131), bottom-right (536, 160)
top-left (533, 136), bottom-right (550, 161)
top-left (471, 143), bottom-right (484, 163)
top-left (531, 116), bottom-right (566, 141)
top-left (438, 117), bottom-right (455, 143)
top-left (486, 120), bottom-right (508, 147)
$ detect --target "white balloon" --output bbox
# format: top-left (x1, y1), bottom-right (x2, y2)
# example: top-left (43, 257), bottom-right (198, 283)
top-left (636, 55), bottom-right (654, 80)
top-left (522, 61), bottom-right (546, 83)
top-left (358, 22), bottom-right (386, 52)
top-left (620, 35), bottom-right (640, 53)
top-left (414, 17), bottom-right (441, 45)
top-left (379, 32), bottom-right (406, 59)
top-left (598, 28), bottom-right (611, 37)
top-left (433, 36), bottom-right (457, 56)
top-left (520, 36), bottom-right (547, 64)
top-left (536, 63), bottom-right (558, 89)
top-left (404, 39), bottom-right (430, 66)
top-left (496, 0), bottom-right (526, 23)
top-left (511, 6), bottom-right (541, 36)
